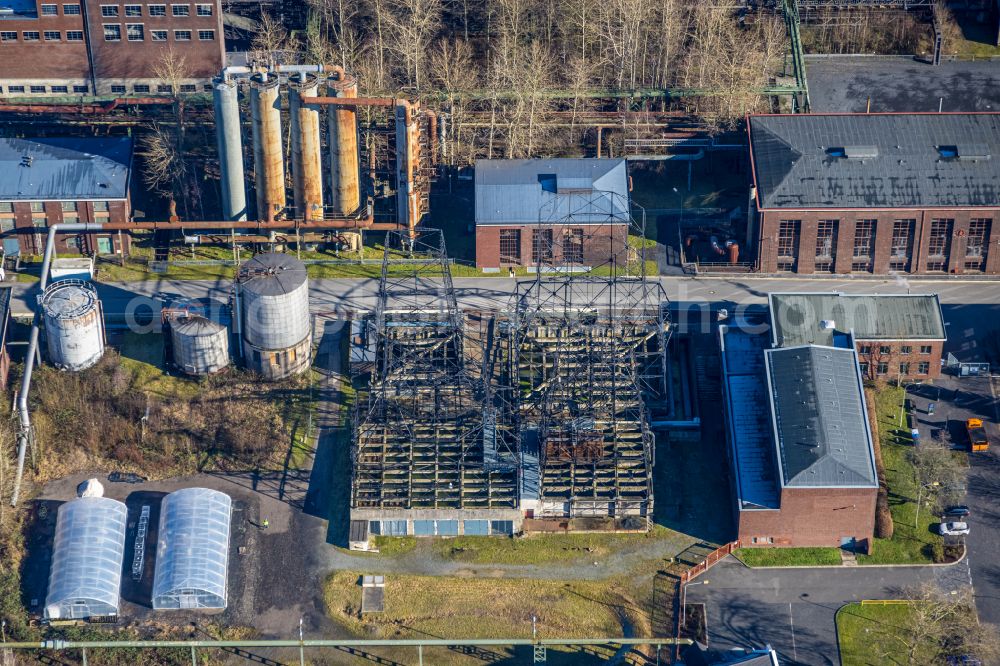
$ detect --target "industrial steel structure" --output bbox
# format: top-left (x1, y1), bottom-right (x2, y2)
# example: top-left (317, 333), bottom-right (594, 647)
top-left (170, 314), bottom-right (231, 376)
top-left (350, 203), bottom-right (669, 537)
top-left (40, 279), bottom-right (106, 371)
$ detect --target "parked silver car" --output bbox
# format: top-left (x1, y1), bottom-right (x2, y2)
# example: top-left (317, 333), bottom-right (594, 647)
top-left (938, 521), bottom-right (971, 536)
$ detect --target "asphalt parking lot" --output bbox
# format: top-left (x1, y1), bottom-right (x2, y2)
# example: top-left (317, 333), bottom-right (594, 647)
top-left (906, 373), bottom-right (1000, 624)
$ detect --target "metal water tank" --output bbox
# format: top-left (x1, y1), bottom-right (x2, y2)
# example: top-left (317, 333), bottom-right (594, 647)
top-left (237, 253), bottom-right (311, 379)
top-left (171, 314), bottom-right (230, 375)
top-left (41, 280), bottom-right (105, 371)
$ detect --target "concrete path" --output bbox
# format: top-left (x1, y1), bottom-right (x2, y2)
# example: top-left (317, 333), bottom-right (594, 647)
top-left (685, 556), bottom-right (974, 666)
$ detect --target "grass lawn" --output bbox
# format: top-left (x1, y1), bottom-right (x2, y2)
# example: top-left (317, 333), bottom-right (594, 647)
top-left (734, 547), bottom-right (843, 567)
top-left (119, 331), bottom-right (199, 400)
top-left (837, 602), bottom-right (934, 666)
top-left (323, 570), bottom-right (650, 640)
top-left (858, 384), bottom-right (943, 565)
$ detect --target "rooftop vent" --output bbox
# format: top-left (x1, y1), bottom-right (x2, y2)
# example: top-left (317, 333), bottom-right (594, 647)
top-left (844, 145), bottom-right (878, 159)
top-left (956, 143), bottom-right (991, 161)
top-left (537, 173), bottom-right (557, 193)
top-left (820, 320), bottom-right (836, 330)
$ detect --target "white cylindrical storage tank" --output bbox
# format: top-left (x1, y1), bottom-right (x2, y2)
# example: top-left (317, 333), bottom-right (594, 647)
top-left (41, 279), bottom-right (105, 371)
top-left (171, 314), bottom-right (230, 375)
top-left (237, 253), bottom-right (311, 380)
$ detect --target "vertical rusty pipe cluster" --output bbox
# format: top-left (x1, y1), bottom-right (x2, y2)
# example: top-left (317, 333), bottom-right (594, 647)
top-left (395, 100), bottom-right (421, 238)
top-left (250, 73), bottom-right (286, 222)
top-left (327, 74), bottom-right (361, 217)
top-left (288, 73), bottom-right (323, 221)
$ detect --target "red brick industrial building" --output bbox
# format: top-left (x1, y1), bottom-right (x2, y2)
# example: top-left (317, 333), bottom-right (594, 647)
top-left (0, 0), bottom-right (224, 96)
top-left (768, 293), bottom-right (947, 381)
top-left (475, 159), bottom-right (632, 270)
top-left (719, 329), bottom-right (878, 551)
top-left (748, 113), bottom-right (1000, 275)
top-left (0, 136), bottom-right (134, 255)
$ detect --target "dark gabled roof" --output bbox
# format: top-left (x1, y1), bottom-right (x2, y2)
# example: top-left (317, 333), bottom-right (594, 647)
top-left (0, 137), bottom-right (133, 201)
top-left (765, 345), bottom-right (878, 489)
top-left (749, 113), bottom-right (1000, 210)
top-left (769, 293), bottom-right (946, 348)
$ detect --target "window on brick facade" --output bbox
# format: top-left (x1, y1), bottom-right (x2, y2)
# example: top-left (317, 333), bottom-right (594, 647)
top-left (0, 31), bottom-right (17, 41)
top-left (965, 218), bottom-right (991, 272)
top-left (859, 345), bottom-right (871, 355)
top-left (927, 218), bottom-right (953, 271)
top-left (72, 85), bottom-right (87, 93)
top-left (93, 201), bottom-right (108, 212)
top-left (126, 23), bottom-right (144, 40)
top-left (919, 345), bottom-right (932, 355)
top-left (0, 220), bottom-right (13, 232)
top-left (41, 4), bottom-right (58, 15)
top-left (101, 5), bottom-right (118, 17)
top-left (172, 4), bottom-right (190, 16)
top-left (499, 229), bottom-right (521, 265)
top-left (32, 217), bottom-right (46, 228)
top-left (179, 83), bottom-right (196, 92)
top-left (816, 220), bottom-right (837, 258)
top-left (859, 362), bottom-right (869, 375)
top-left (877, 362), bottom-right (888, 375)
top-left (66, 30), bottom-right (83, 40)
top-left (879, 345), bottom-right (891, 355)
top-left (174, 29), bottom-right (191, 40)
top-left (562, 228), bottom-right (584, 264)
top-left (133, 84), bottom-right (150, 93)
top-left (8, 86), bottom-right (25, 93)
top-left (532, 229), bottom-right (553, 264)
top-left (196, 3), bottom-right (212, 15)
top-left (776, 219), bottom-right (800, 271)
top-left (151, 29), bottom-right (167, 40)
top-left (851, 220), bottom-right (875, 272)
top-left (29, 202), bottom-right (43, 212)
top-left (890, 219), bottom-right (915, 272)
top-left (198, 29), bottom-right (214, 40)
top-left (900, 345), bottom-right (912, 354)
top-left (43, 30), bottom-right (60, 40)
top-left (149, 4), bottom-right (166, 15)
top-left (23, 31), bottom-right (40, 41)
top-left (899, 362), bottom-right (910, 375)
top-left (60, 202), bottom-right (77, 212)
top-left (51, 85), bottom-right (68, 93)
top-left (103, 24), bottom-right (121, 40)
top-left (157, 84), bottom-right (173, 93)
top-left (125, 4), bottom-right (142, 16)
top-left (63, 3), bottom-right (81, 14)
top-left (110, 84), bottom-right (126, 93)
top-left (29, 85), bottom-right (46, 93)
top-left (918, 362), bottom-right (930, 374)
top-left (0, 202), bottom-right (13, 213)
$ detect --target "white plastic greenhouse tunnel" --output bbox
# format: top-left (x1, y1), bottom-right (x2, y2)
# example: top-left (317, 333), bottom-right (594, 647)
top-left (44, 496), bottom-right (128, 619)
top-left (151, 487), bottom-right (233, 610)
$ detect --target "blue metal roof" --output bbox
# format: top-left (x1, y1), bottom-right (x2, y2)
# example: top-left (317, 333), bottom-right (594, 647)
top-left (0, 137), bottom-right (133, 201)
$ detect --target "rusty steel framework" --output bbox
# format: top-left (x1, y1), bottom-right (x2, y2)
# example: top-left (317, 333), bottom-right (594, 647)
top-left (351, 230), bottom-right (519, 513)
top-left (351, 201), bottom-right (669, 527)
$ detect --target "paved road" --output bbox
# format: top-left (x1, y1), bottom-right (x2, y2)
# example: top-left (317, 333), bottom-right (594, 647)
top-left (685, 556), bottom-right (974, 666)
top-left (906, 375), bottom-right (1000, 625)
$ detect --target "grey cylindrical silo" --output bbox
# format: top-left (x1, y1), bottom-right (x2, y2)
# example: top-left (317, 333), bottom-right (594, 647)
top-left (213, 77), bottom-right (247, 222)
top-left (41, 280), bottom-right (105, 371)
top-left (171, 314), bottom-right (230, 375)
top-left (237, 253), bottom-right (311, 380)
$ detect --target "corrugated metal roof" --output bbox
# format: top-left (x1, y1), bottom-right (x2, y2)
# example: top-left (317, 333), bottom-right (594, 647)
top-left (474, 158), bottom-right (629, 225)
top-left (0, 137), bottom-right (133, 201)
top-left (749, 114), bottom-right (1000, 209)
top-left (769, 293), bottom-right (945, 347)
top-left (765, 345), bottom-right (878, 489)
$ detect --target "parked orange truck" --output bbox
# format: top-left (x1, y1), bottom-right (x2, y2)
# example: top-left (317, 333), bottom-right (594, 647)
top-left (967, 418), bottom-right (990, 452)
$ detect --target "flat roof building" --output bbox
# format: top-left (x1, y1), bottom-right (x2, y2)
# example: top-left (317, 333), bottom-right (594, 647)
top-left (0, 136), bottom-right (134, 256)
top-left (748, 113), bottom-right (1000, 275)
top-left (768, 292), bottom-right (947, 380)
top-left (474, 158), bottom-right (631, 270)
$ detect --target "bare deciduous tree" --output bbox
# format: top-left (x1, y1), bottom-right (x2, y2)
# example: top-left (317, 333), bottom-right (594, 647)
top-left (384, 0), bottom-right (442, 89)
top-left (251, 11), bottom-right (290, 68)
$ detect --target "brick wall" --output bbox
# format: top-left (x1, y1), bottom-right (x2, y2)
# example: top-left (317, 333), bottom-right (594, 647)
top-left (476, 223), bottom-right (629, 269)
top-left (4, 198), bottom-right (130, 254)
top-left (0, 2), bottom-right (90, 81)
top-left (756, 208), bottom-right (1000, 275)
top-left (738, 486), bottom-right (877, 550)
top-left (856, 339), bottom-right (943, 381)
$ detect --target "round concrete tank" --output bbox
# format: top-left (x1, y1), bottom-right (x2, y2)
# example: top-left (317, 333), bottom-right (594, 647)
top-left (41, 280), bottom-right (105, 371)
top-left (237, 253), bottom-right (311, 380)
top-left (171, 314), bottom-right (230, 376)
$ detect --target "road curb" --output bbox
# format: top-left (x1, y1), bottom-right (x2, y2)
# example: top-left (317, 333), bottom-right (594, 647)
top-left (734, 545), bottom-right (967, 570)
